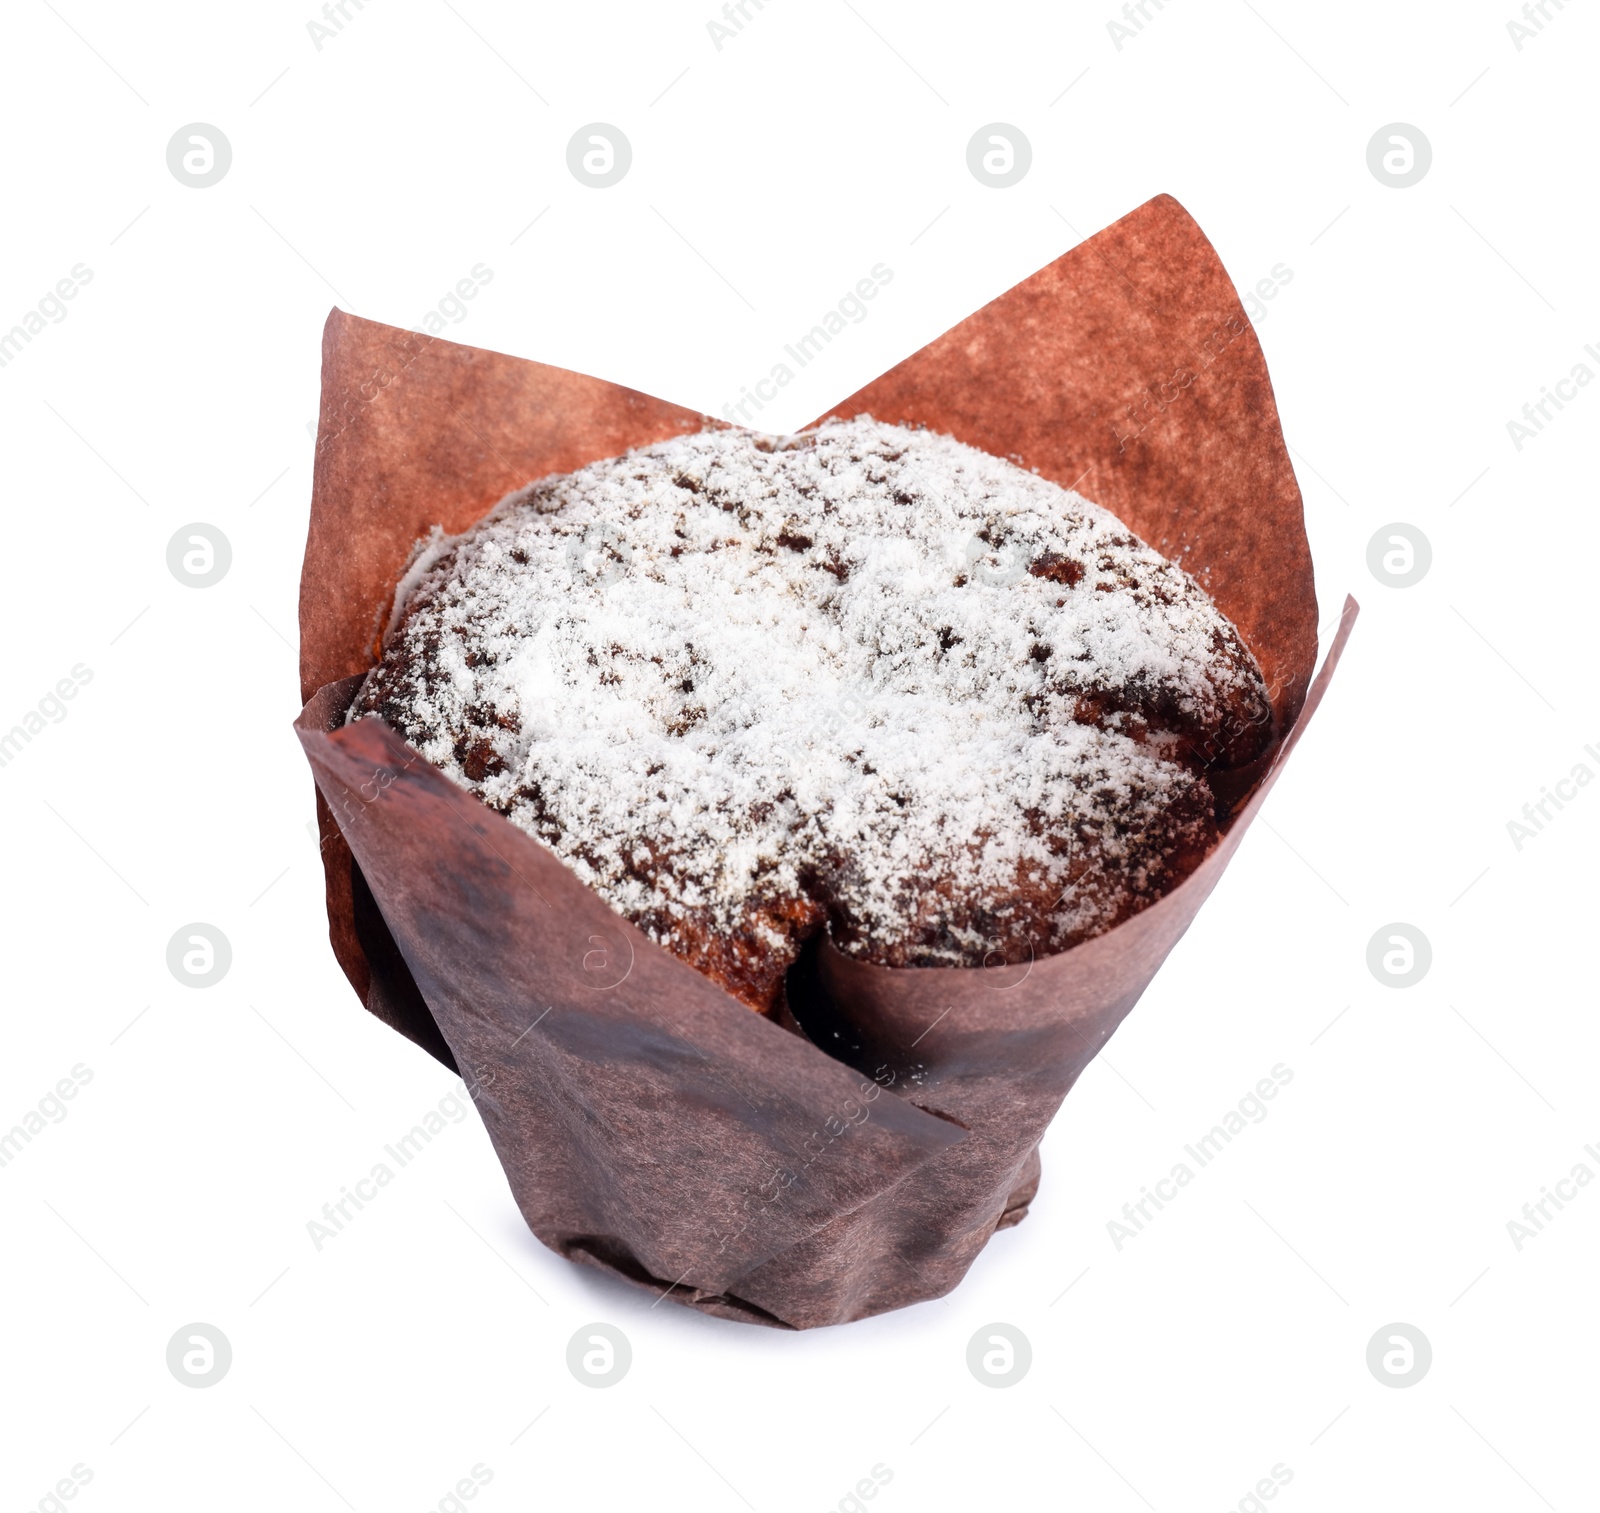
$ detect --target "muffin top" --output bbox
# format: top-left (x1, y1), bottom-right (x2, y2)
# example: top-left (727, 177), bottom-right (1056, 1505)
top-left (354, 416), bottom-right (1272, 989)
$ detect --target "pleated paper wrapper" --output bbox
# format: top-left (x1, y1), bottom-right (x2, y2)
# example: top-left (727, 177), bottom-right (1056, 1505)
top-left (295, 194), bottom-right (1354, 1328)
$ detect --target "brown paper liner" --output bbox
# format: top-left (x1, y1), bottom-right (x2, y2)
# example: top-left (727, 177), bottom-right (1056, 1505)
top-left (296, 194), bottom-right (1353, 1328)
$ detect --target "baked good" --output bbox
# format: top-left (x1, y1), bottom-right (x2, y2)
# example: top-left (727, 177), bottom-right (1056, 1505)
top-left (352, 416), bottom-right (1273, 1014)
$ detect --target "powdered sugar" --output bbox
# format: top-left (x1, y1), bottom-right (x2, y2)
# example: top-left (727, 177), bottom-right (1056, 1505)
top-left (355, 416), bottom-right (1269, 978)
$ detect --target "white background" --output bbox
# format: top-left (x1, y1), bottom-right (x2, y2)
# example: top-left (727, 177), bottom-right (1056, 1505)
top-left (2, 1), bottom-right (1596, 1509)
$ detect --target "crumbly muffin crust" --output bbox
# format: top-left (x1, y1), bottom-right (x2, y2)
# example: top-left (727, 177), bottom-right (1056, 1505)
top-left (354, 417), bottom-right (1272, 1012)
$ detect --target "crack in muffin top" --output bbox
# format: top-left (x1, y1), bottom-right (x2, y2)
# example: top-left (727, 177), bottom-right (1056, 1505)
top-left (353, 416), bottom-right (1272, 988)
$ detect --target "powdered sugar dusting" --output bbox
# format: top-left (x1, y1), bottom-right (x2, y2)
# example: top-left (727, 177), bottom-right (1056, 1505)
top-left (355, 417), bottom-right (1270, 994)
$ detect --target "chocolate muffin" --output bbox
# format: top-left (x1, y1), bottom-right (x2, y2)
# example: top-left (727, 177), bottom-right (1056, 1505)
top-left (352, 416), bottom-right (1273, 1014)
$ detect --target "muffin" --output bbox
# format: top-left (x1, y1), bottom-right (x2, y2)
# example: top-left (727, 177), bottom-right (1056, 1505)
top-left (352, 416), bottom-right (1273, 1014)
